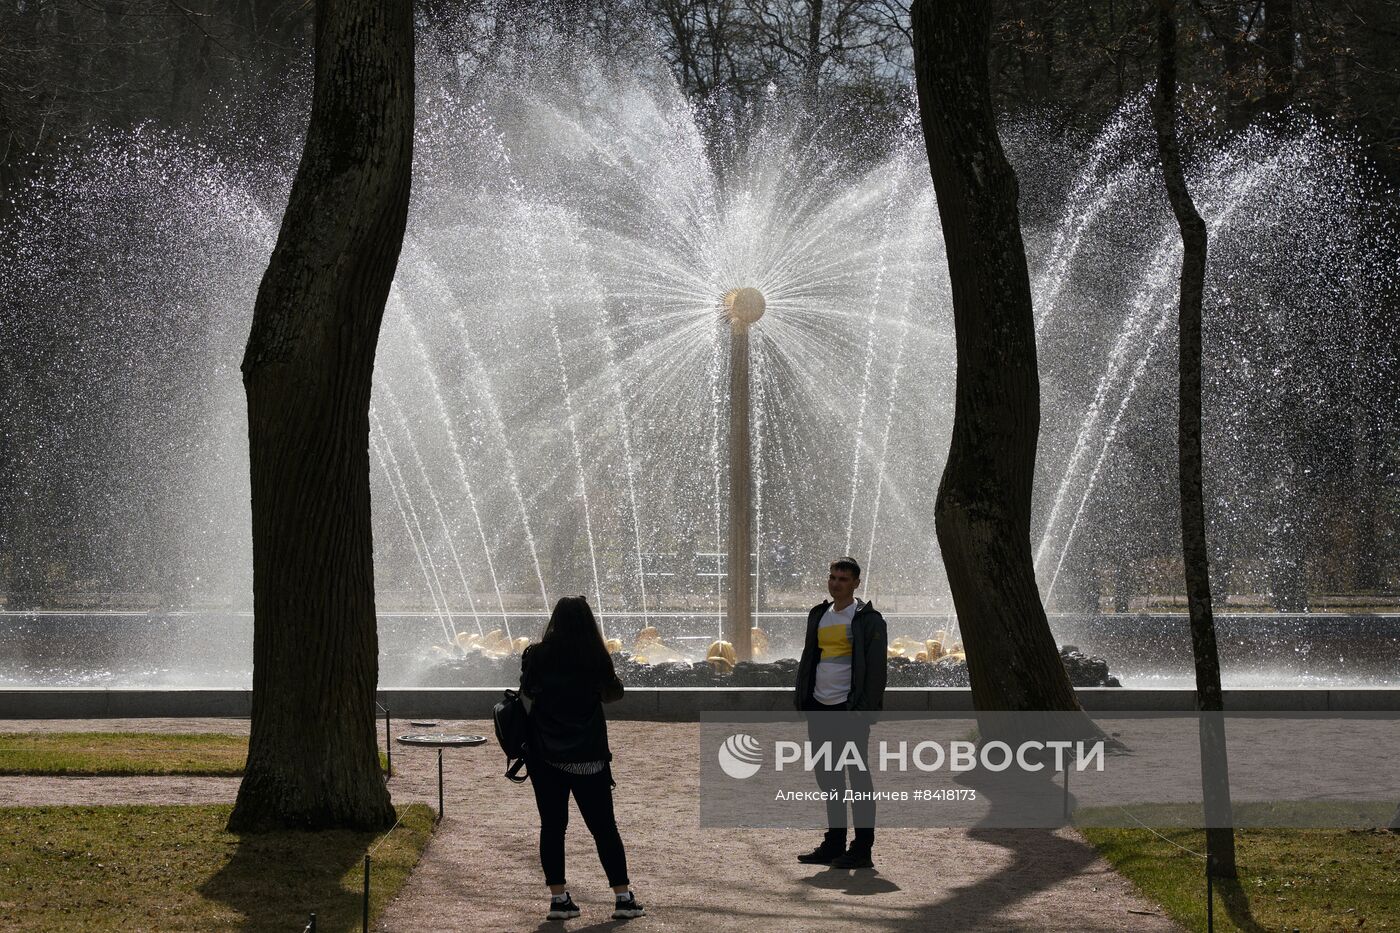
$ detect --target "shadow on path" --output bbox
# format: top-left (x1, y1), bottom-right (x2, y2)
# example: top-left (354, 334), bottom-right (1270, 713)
top-left (860, 765), bottom-right (1132, 932)
top-left (902, 828), bottom-right (1104, 932)
top-left (534, 919), bottom-right (634, 933)
top-left (800, 867), bottom-right (902, 896)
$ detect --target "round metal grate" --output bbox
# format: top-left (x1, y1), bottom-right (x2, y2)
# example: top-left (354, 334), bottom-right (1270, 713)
top-left (395, 733), bottom-right (488, 747)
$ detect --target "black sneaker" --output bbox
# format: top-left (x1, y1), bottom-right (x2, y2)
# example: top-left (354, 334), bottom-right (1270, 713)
top-left (547, 893), bottom-right (581, 920)
top-left (830, 847), bottom-right (874, 869)
top-left (612, 892), bottom-right (645, 919)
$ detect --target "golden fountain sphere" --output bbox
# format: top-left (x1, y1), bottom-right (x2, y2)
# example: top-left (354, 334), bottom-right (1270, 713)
top-left (723, 286), bottom-right (766, 325)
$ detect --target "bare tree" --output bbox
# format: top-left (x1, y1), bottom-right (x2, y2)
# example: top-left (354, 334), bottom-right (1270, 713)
top-left (910, 0), bottom-right (1079, 712)
top-left (648, 0), bottom-right (755, 98)
top-left (743, 0), bottom-right (900, 112)
top-left (1152, 0), bottom-right (1237, 879)
top-left (228, 0), bottom-right (413, 832)
top-left (1259, 0), bottom-right (1295, 112)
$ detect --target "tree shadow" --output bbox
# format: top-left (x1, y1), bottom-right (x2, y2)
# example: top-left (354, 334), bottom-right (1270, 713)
top-left (200, 830), bottom-right (366, 930)
top-left (648, 819), bottom-right (1119, 933)
top-left (872, 764), bottom-right (1105, 932)
top-left (1214, 875), bottom-right (1267, 933)
top-left (885, 827), bottom-right (1103, 932)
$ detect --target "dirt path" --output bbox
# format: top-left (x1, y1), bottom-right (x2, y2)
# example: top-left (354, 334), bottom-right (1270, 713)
top-left (0, 718), bottom-right (1179, 931)
top-left (380, 720), bottom-right (1180, 932)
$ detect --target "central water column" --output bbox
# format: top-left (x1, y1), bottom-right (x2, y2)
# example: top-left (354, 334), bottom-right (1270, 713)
top-left (723, 287), bottom-right (765, 662)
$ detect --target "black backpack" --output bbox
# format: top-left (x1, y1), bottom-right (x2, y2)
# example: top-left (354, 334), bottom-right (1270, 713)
top-left (492, 688), bottom-right (531, 783)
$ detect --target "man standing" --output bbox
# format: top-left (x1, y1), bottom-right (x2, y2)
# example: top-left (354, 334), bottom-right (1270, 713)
top-left (793, 557), bottom-right (888, 868)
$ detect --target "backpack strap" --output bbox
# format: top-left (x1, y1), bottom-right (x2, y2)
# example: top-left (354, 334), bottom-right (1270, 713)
top-left (505, 756), bottom-right (529, 784)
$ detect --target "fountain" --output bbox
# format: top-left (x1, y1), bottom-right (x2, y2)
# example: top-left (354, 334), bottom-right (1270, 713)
top-left (0, 42), bottom-right (1396, 692)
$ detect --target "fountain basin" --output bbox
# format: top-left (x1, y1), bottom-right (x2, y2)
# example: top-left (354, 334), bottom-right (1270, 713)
top-left (2, 611), bottom-right (1398, 690)
top-left (3, 686), bottom-right (1400, 721)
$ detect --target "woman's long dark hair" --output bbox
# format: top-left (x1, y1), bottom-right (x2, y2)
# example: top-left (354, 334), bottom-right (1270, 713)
top-left (539, 596), bottom-right (613, 675)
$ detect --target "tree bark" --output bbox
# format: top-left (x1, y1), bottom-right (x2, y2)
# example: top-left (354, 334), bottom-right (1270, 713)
top-left (1152, 0), bottom-right (1237, 879)
top-left (170, 3), bottom-right (213, 127)
top-left (910, 0), bottom-right (1080, 712)
top-left (1260, 0), bottom-right (1295, 113)
top-left (802, 0), bottom-right (825, 113)
top-left (228, 0), bottom-right (413, 832)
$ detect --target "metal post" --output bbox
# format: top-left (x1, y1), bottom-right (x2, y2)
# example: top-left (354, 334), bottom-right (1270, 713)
top-left (725, 317), bottom-right (754, 662)
top-left (1206, 866), bottom-right (1214, 933)
top-left (437, 747), bottom-right (444, 821)
top-left (384, 706), bottom-right (391, 778)
top-left (363, 855), bottom-right (370, 933)
top-left (721, 287), bottom-right (763, 663)
top-left (306, 912), bottom-right (317, 933)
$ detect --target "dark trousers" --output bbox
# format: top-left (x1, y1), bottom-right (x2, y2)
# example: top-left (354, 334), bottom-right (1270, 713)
top-left (527, 759), bottom-right (629, 888)
top-left (806, 699), bottom-right (876, 844)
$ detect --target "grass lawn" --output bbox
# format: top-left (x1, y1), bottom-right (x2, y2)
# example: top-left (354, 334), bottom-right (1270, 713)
top-left (0, 803), bottom-right (435, 932)
top-left (1082, 823), bottom-right (1400, 932)
top-left (0, 733), bottom-right (386, 776)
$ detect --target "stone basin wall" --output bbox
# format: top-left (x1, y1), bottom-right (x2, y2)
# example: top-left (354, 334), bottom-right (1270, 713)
top-left (418, 645), bottom-right (1119, 689)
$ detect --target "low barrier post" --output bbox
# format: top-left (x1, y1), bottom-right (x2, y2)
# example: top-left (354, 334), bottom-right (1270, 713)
top-left (1206, 867), bottom-right (1214, 933)
top-left (363, 854), bottom-right (371, 933)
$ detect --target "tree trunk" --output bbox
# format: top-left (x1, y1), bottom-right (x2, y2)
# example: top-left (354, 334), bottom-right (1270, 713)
top-left (100, 1), bottom-right (130, 125)
top-left (228, 0), bottom-right (413, 832)
top-left (803, 0), bottom-right (825, 113)
top-left (1152, 0), bottom-right (1237, 879)
top-left (1260, 0), bottom-right (1295, 113)
top-left (910, 0), bottom-right (1080, 712)
top-left (170, 3), bottom-right (213, 127)
top-left (1219, 5), bottom-right (1250, 131)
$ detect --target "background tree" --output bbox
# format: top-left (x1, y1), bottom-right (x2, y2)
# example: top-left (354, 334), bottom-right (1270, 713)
top-left (910, 0), bottom-right (1079, 712)
top-left (228, 0), bottom-right (414, 832)
top-left (2, 0), bottom-right (1398, 618)
top-left (7, 2), bottom-right (1400, 181)
top-left (0, 1), bottom-right (312, 201)
top-left (1152, 0), bottom-right (1237, 879)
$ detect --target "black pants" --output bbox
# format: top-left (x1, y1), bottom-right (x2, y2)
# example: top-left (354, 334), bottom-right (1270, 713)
top-left (806, 699), bottom-right (876, 840)
top-left (527, 759), bottom-right (629, 888)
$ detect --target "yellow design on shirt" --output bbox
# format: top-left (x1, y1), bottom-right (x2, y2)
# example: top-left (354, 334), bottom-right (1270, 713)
top-left (818, 622), bottom-right (852, 660)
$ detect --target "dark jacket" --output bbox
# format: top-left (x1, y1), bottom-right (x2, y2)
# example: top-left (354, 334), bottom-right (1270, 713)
top-left (519, 641), bottom-right (624, 763)
top-left (794, 598), bottom-right (888, 711)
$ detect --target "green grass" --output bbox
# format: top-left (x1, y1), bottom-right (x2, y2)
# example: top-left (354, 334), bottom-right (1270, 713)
top-left (0, 804), bottom-right (435, 932)
top-left (1082, 822), bottom-right (1400, 932)
top-left (0, 733), bottom-right (388, 776)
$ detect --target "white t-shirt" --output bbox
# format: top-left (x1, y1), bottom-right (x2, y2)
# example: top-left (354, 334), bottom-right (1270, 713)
top-left (813, 599), bottom-right (860, 705)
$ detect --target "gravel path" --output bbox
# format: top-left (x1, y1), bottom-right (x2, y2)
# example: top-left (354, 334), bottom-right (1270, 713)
top-left (0, 718), bottom-right (1180, 931)
top-left (378, 719), bottom-right (1180, 933)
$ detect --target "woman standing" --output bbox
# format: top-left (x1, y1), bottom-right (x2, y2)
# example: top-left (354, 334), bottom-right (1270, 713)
top-left (520, 596), bottom-right (644, 921)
